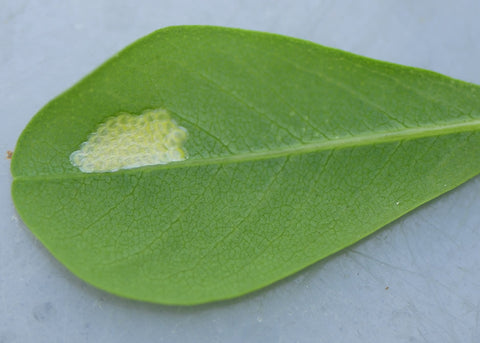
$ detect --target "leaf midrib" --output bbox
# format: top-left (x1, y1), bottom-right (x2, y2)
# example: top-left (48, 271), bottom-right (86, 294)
top-left (13, 118), bottom-right (480, 181)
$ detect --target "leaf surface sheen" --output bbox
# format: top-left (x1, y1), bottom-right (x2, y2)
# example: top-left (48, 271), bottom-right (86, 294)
top-left (11, 26), bottom-right (480, 305)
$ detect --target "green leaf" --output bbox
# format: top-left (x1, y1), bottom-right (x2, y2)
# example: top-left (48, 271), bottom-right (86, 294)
top-left (11, 26), bottom-right (480, 305)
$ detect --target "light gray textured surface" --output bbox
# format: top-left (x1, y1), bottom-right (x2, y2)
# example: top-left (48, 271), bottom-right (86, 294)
top-left (1, 1), bottom-right (480, 342)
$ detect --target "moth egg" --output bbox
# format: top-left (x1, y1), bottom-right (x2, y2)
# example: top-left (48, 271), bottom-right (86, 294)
top-left (70, 108), bottom-right (188, 173)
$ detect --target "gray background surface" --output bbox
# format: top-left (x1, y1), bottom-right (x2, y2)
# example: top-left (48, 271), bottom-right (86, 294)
top-left (1, 1), bottom-right (480, 342)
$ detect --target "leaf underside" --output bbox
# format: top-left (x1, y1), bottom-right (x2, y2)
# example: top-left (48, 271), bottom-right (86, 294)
top-left (11, 26), bottom-right (480, 305)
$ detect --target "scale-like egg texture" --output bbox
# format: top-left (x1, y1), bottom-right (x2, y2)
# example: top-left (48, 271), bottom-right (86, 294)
top-left (70, 109), bottom-right (187, 173)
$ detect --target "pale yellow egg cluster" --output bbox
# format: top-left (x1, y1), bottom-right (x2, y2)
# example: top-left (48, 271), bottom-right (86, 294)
top-left (70, 109), bottom-right (188, 173)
